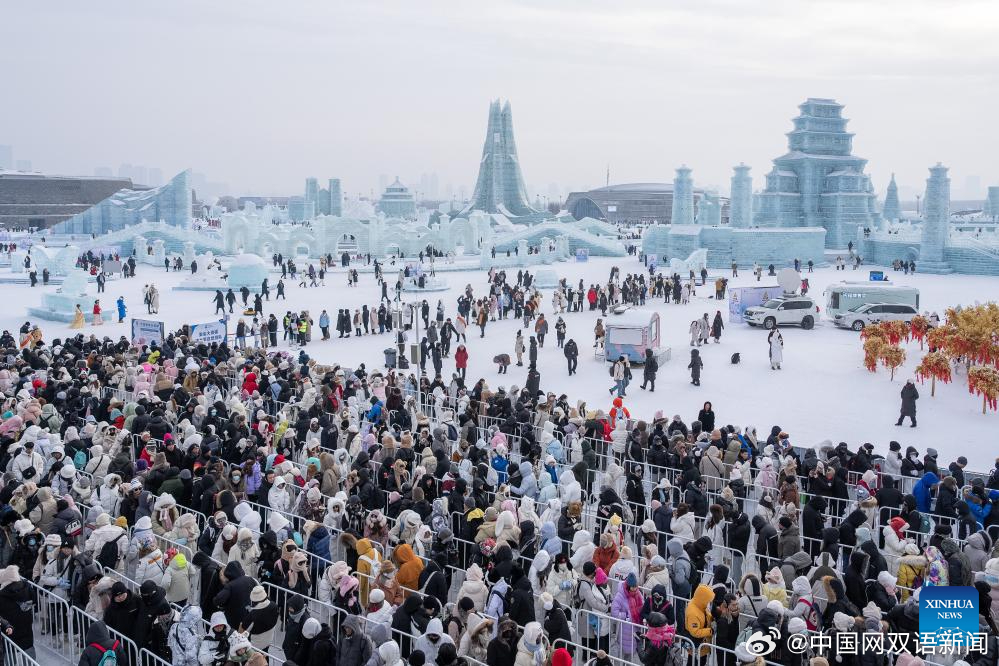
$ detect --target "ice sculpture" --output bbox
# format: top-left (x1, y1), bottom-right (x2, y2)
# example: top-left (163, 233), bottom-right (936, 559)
top-left (461, 100), bottom-right (540, 219)
top-left (27, 269), bottom-right (91, 322)
top-left (755, 99), bottom-right (879, 247)
top-left (729, 164), bottom-right (753, 228)
top-left (882, 174), bottom-right (901, 223)
top-left (226, 253), bottom-right (269, 292)
top-left (50, 170), bottom-right (192, 235)
top-left (671, 166), bottom-right (695, 226)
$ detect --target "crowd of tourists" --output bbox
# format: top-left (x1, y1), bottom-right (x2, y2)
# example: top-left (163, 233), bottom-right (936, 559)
top-left (0, 327), bottom-right (998, 666)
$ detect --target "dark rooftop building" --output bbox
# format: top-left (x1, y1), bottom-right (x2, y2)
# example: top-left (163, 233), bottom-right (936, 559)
top-left (0, 171), bottom-right (135, 229)
top-left (566, 182), bottom-right (728, 225)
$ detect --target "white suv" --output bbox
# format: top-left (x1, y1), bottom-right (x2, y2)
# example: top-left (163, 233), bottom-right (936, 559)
top-left (833, 303), bottom-right (918, 331)
top-left (744, 297), bottom-right (819, 330)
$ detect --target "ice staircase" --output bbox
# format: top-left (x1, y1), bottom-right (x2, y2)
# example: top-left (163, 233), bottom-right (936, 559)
top-left (76, 221), bottom-right (226, 256)
top-left (944, 238), bottom-right (999, 275)
top-left (492, 220), bottom-right (627, 256)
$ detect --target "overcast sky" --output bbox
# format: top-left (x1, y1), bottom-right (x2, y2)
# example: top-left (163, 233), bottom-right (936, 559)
top-left (2, 0), bottom-right (997, 201)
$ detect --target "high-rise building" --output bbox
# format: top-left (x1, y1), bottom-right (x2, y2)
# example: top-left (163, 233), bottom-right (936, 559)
top-left (305, 178), bottom-right (319, 207)
top-left (755, 98), bottom-right (879, 247)
top-left (0, 145), bottom-right (12, 170)
top-left (882, 173), bottom-right (901, 223)
top-left (983, 186), bottom-right (999, 220)
top-left (148, 168), bottom-right (163, 187)
top-left (329, 178), bottom-right (342, 216)
top-left (460, 99), bottom-right (538, 218)
top-left (729, 164), bottom-right (753, 228)
top-left (94, 167), bottom-right (113, 178)
top-left (15, 160), bottom-right (32, 172)
top-left (671, 165), bottom-right (694, 225)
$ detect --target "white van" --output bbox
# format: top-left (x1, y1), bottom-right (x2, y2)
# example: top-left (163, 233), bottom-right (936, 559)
top-left (823, 282), bottom-right (920, 318)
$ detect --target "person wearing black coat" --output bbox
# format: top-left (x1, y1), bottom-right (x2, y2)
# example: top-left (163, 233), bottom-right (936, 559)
top-left (0, 569), bottom-right (34, 656)
top-left (844, 550), bottom-right (869, 612)
top-left (683, 481), bottom-right (708, 518)
top-left (283, 596), bottom-right (311, 662)
top-left (751, 515), bottom-right (779, 571)
top-left (801, 495), bottom-right (826, 559)
top-left (860, 540), bottom-right (888, 579)
top-left (935, 476), bottom-right (959, 524)
top-left (296, 622), bottom-right (336, 666)
top-left (896, 380), bottom-right (919, 426)
top-left (212, 561), bottom-right (255, 628)
top-left (417, 559), bottom-right (449, 611)
top-left (697, 402), bottom-right (715, 433)
top-left (392, 595), bottom-right (426, 658)
top-left (486, 617), bottom-right (519, 666)
top-left (543, 597), bottom-right (573, 647)
top-left (725, 512), bottom-right (751, 558)
top-left (104, 581), bottom-right (146, 651)
top-left (78, 621), bottom-right (126, 666)
top-left (137, 581), bottom-right (166, 653)
top-left (508, 576), bottom-right (536, 626)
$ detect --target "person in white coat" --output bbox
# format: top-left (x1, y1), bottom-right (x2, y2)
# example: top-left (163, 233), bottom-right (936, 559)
top-left (768, 328), bottom-right (784, 370)
top-left (267, 477), bottom-right (292, 513)
top-left (93, 473), bottom-right (123, 516)
top-left (84, 444), bottom-right (112, 482)
top-left (83, 512), bottom-right (127, 569)
top-left (10, 440), bottom-right (45, 482)
top-left (135, 546), bottom-right (167, 587)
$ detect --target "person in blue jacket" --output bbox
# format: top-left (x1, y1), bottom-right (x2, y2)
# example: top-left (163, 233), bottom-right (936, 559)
top-left (366, 397), bottom-right (384, 424)
top-left (491, 444), bottom-right (510, 484)
top-left (913, 471), bottom-right (939, 513)
top-left (116, 296), bottom-right (127, 323)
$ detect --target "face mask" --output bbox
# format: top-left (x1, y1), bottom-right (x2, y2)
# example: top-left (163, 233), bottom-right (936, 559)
top-left (909, 454), bottom-right (918, 461)
top-left (232, 474), bottom-right (241, 482)
top-left (46, 546), bottom-right (56, 553)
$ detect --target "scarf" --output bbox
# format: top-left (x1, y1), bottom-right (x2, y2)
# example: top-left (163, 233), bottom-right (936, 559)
top-left (158, 509), bottom-right (174, 532)
top-left (626, 587), bottom-right (644, 623)
top-left (645, 624), bottom-right (675, 648)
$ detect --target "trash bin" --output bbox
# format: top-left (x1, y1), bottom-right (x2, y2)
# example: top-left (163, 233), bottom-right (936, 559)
top-left (384, 347), bottom-right (397, 368)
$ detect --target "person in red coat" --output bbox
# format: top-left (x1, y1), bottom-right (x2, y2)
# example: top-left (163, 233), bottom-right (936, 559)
top-left (242, 371), bottom-right (258, 395)
top-left (454, 344), bottom-right (468, 381)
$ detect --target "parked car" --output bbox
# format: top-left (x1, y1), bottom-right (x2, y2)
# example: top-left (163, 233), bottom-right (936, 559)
top-left (744, 296), bottom-right (819, 330)
top-left (832, 302), bottom-right (919, 331)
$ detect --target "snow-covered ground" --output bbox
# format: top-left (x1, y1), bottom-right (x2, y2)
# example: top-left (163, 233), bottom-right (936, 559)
top-left (7, 255), bottom-right (998, 469)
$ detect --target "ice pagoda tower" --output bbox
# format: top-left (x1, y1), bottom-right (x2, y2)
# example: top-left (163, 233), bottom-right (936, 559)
top-left (671, 165), bottom-right (695, 225)
top-left (754, 98), bottom-right (879, 247)
top-left (460, 100), bottom-right (538, 219)
top-left (919, 163), bottom-right (953, 273)
top-left (882, 173), bottom-right (901, 224)
top-left (729, 164), bottom-right (753, 228)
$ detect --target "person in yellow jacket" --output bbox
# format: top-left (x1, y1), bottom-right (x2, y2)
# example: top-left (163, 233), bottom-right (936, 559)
top-left (896, 542), bottom-right (927, 601)
top-left (685, 584), bottom-right (715, 657)
top-left (355, 537), bottom-right (382, 606)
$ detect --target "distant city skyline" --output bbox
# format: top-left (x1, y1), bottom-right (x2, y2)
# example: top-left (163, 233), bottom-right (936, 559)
top-left (3, 2), bottom-right (998, 205)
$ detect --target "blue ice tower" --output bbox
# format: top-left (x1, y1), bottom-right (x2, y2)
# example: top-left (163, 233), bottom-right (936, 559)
top-left (919, 163), bottom-right (953, 273)
top-left (755, 98), bottom-right (879, 247)
top-left (729, 164), bottom-right (753, 228)
top-left (671, 165), bottom-right (694, 225)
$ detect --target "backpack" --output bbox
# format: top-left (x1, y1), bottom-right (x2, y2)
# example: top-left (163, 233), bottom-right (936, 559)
top-left (730, 353), bottom-right (741, 364)
top-left (74, 449), bottom-right (88, 469)
top-left (97, 533), bottom-right (126, 570)
top-left (89, 641), bottom-right (120, 666)
top-left (359, 552), bottom-right (381, 580)
top-left (799, 598), bottom-right (821, 631)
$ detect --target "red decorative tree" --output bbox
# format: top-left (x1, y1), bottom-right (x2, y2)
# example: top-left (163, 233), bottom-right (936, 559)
top-left (915, 351), bottom-right (952, 397)
top-left (910, 316), bottom-right (930, 350)
top-left (880, 345), bottom-right (906, 381)
top-left (968, 366), bottom-right (999, 414)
